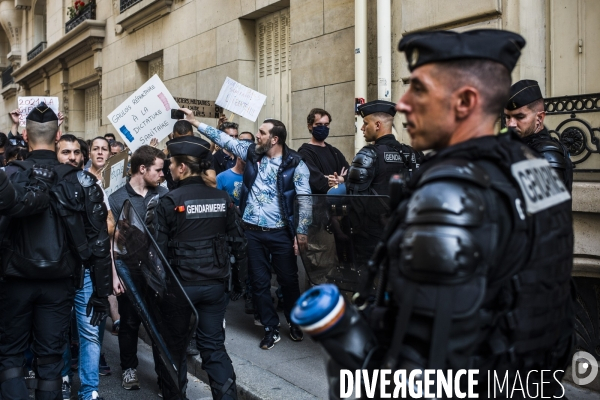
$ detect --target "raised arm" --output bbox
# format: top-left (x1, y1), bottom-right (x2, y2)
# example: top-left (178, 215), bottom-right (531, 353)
top-left (179, 108), bottom-right (251, 160)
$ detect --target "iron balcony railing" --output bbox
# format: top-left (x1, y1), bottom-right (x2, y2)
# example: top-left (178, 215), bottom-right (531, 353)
top-left (2, 65), bottom-right (14, 88)
top-left (120, 0), bottom-right (142, 13)
top-left (66, 2), bottom-right (96, 33)
top-left (27, 41), bottom-right (47, 61)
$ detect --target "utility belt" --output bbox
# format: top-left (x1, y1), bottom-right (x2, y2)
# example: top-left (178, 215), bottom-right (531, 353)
top-left (241, 222), bottom-right (285, 232)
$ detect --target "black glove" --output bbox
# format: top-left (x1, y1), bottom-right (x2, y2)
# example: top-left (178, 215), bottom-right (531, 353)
top-left (86, 293), bottom-right (109, 327)
top-left (31, 164), bottom-right (56, 191)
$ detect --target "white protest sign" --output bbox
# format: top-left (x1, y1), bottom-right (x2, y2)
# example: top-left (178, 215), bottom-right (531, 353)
top-left (215, 77), bottom-right (266, 122)
top-left (102, 151), bottom-right (129, 197)
top-left (104, 160), bottom-right (127, 197)
top-left (18, 97), bottom-right (59, 127)
top-left (107, 74), bottom-right (178, 152)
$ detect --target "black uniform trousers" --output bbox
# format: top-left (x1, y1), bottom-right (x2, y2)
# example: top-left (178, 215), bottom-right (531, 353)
top-left (0, 278), bottom-right (74, 400)
top-left (116, 265), bottom-right (161, 378)
top-left (158, 283), bottom-right (236, 400)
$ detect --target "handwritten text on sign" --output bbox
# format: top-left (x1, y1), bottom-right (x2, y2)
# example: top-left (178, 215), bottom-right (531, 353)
top-left (104, 159), bottom-right (126, 197)
top-left (18, 97), bottom-right (59, 127)
top-left (107, 74), bottom-right (179, 152)
top-left (215, 77), bottom-right (266, 122)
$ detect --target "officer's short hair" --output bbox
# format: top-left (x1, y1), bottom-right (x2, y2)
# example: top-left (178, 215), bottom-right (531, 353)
top-left (173, 120), bottom-right (193, 137)
top-left (130, 145), bottom-right (166, 174)
top-left (527, 98), bottom-right (545, 112)
top-left (25, 120), bottom-right (58, 146)
top-left (432, 59), bottom-right (511, 116)
top-left (263, 119), bottom-right (287, 145)
top-left (307, 108), bottom-right (332, 126)
top-left (104, 133), bottom-right (116, 141)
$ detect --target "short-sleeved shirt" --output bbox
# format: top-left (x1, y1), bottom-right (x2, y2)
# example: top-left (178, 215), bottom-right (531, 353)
top-left (109, 182), bottom-right (168, 221)
top-left (216, 169), bottom-right (243, 206)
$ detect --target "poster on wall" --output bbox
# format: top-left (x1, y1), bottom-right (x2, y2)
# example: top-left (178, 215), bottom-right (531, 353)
top-left (215, 77), bottom-right (266, 122)
top-left (107, 74), bottom-right (179, 152)
top-left (18, 97), bottom-right (60, 127)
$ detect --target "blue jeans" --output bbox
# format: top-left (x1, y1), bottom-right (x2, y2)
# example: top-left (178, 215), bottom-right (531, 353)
top-left (62, 270), bottom-right (101, 400)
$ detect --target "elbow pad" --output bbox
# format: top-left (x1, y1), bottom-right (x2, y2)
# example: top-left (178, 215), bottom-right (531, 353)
top-left (90, 230), bottom-right (112, 297)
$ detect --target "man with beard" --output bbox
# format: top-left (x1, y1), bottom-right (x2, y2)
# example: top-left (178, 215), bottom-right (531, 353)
top-left (181, 109), bottom-right (312, 350)
top-left (55, 134), bottom-right (118, 400)
top-left (108, 145), bottom-right (166, 392)
top-left (504, 80), bottom-right (573, 192)
top-left (298, 108), bottom-right (349, 194)
top-left (56, 134), bottom-right (84, 169)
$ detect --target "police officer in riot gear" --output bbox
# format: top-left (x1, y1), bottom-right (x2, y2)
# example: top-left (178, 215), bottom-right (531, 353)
top-left (346, 100), bottom-right (420, 196)
top-left (155, 135), bottom-right (246, 400)
top-left (504, 79), bottom-right (573, 192)
top-left (0, 104), bottom-right (111, 400)
top-left (301, 30), bottom-right (574, 398)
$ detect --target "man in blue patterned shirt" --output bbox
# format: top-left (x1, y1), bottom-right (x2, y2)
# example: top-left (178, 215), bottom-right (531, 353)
top-left (180, 108), bottom-right (312, 350)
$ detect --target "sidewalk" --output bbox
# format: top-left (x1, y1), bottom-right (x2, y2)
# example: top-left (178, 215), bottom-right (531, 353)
top-left (136, 288), bottom-right (329, 400)
top-left (133, 288), bottom-right (599, 400)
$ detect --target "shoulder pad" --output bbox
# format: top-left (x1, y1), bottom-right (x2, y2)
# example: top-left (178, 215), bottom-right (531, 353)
top-left (532, 141), bottom-right (569, 169)
top-left (347, 146), bottom-right (378, 192)
top-left (417, 159), bottom-right (490, 188)
top-left (406, 179), bottom-right (486, 226)
top-left (77, 170), bottom-right (97, 188)
top-left (8, 160), bottom-right (35, 171)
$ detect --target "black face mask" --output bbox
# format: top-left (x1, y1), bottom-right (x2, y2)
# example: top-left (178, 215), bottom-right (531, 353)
top-left (312, 125), bottom-right (330, 141)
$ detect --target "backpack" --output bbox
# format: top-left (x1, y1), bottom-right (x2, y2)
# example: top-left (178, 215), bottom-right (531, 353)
top-left (1, 161), bottom-right (80, 279)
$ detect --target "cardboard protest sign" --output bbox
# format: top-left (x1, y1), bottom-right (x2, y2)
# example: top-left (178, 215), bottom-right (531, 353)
top-left (215, 77), bottom-right (266, 122)
top-left (18, 97), bottom-right (59, 127)
top-left (101, 150), bottom-right (129, 197)
top-left (174, 97), bottom-right (223, 119)
top-left (107, 74), bottom-right (178, 152)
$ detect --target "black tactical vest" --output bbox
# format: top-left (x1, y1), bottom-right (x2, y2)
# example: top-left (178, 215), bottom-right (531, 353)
top-left (347, 134), bottom-right (420, 196)
top-left (384, 131), bottom-right (574, 395)
top-left (164, 181), bottom-right (232, 283)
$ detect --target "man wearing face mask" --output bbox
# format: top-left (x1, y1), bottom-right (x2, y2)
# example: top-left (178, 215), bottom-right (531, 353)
top-left (504, 79), bottom-right (573, 192)
top-left (298, 108), bottom-right (349, 194)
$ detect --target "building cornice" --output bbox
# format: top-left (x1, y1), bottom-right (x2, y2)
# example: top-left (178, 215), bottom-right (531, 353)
top-left (12, 20), bottom-right (106, 86)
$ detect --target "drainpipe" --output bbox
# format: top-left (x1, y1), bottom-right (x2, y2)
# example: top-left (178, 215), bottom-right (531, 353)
top-left (377, 0), bottom-right (391, 102)
top-left (354, 0), bottom-right (368, 154)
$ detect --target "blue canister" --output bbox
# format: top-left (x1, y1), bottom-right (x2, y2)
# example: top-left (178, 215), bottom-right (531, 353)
top-left (292, 284), bottom-right (378, 370)
top-left (291, 284), bottom-right (346, 337)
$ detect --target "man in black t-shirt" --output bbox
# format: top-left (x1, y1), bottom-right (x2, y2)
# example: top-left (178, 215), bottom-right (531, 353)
top-left (298, 108), bottom-right (349, 195)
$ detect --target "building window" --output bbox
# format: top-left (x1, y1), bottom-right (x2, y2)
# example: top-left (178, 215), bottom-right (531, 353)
top-left (256, 9), bottom-right (291, 134)
top-left (85, 85), bottom-right (100, 137)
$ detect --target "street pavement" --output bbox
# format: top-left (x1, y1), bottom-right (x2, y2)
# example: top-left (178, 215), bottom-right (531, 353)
top-left (65, 329), bottom-right (212, 399)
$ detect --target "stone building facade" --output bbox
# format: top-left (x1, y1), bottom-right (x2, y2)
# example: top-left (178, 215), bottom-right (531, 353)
top-left (0, 0), bottom-right (598, 389)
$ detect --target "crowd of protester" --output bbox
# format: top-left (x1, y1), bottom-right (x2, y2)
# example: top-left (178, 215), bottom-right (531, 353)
top-left (0, 105), bottom-right (353, 400)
